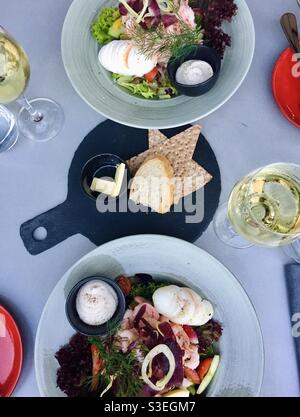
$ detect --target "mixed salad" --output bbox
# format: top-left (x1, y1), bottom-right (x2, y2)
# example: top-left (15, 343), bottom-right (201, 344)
top-left (91, 0), bottom-right (237, 99)
top-left (55, 274), bottom-right (222, 397)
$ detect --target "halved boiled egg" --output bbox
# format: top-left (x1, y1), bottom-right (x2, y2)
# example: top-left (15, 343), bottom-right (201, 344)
top-left (170, 288), bottom-right (195, 325)
top-left (98, 40), bottom-right (157, 77)
top-left (185, 288), bottom-right (214, 326)
top-left (152, 285), bottom-right (182, 319)
top-left (152, 285), bottom-right (214, 326)
top-left (98, 40), bottom-right (132, 75)
top-left (127, 46), bottom-right (157, 76)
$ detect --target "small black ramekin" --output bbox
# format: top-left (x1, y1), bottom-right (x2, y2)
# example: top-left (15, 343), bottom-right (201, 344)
top-left (167, 45), bottom-right (221, 97)
top-left (66, 276), bottom-right (126, 336)
top-left (81, 153), bottom-right (131, 200)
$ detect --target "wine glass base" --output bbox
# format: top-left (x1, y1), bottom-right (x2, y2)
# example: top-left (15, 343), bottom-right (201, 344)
top-left (282, 240), bottom-right (300, 263)
top-left (213, 202), bottom-right (253, 249)
top-left (18, 98), bottom-right (64, 142)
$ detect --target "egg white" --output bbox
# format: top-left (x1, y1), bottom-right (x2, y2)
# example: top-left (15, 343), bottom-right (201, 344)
top-left (98, 40), bottom-right (157, 77)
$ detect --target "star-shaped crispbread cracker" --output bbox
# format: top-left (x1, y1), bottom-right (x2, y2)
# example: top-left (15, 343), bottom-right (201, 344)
top-left (127, 125), bottom-right (212, 204)
top-left (148, 128), bottom-right (212, 203)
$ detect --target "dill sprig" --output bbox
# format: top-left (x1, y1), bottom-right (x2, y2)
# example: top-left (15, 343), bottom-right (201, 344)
top-left (128, 21), bottom-right (203, 60)
top-left (105, 318), bottom-right (121, 339)
top-left (125, 0), bottom-right (203, 60)
top-left (88, 337), bottom-right (144, 397)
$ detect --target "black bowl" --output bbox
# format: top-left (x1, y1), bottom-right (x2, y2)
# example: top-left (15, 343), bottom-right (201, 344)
top-left (66, 276), bottom-right (126, 336)
top-left (81, 153), bottom-right (131, 200)
top-left (167, 45), bottom-right (221, 97)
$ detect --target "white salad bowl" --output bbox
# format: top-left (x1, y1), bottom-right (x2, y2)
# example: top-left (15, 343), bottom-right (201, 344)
top-left (61, 0), bottom-right (255, 129)
top-left (35, 235), bottom-right (264, 397)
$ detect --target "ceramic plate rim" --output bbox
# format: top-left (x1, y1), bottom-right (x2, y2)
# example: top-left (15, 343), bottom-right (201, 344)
top-left (34, 234), bottom-right (264, 397)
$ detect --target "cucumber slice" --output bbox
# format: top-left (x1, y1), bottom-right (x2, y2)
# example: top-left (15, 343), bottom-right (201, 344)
top-left (196, 355), bottom-right (220, 395)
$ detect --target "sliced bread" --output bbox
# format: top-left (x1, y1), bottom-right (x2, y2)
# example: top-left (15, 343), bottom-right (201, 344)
top-left (129, 155), bottom-right (174, 214)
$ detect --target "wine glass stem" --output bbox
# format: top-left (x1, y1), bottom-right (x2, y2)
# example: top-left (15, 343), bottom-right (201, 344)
top-left (18, 95), bottom-right (43, 122)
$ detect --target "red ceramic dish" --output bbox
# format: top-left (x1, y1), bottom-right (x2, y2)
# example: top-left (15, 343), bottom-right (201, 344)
top-left (0, 305), bottom-right (23, 397)
top-left (272, 45), bottom-right (300, 128)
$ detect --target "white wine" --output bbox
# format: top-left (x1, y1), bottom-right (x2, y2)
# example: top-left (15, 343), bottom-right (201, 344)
top-left (228, 164), bottom-right (300, 246)
top-left (0, 27), bottom-right (64, 142)
top-left (0, 31), bottom-right (30, 104)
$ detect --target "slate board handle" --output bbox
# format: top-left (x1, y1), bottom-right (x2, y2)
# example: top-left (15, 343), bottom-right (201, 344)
top-left (20, 201), bottom-right (77, 255)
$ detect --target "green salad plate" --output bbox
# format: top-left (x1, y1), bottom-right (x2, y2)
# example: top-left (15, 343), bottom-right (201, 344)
top-left (35, 235), bottom-right (264, 397)
top-left (61, 0), bottom-right (255, 128)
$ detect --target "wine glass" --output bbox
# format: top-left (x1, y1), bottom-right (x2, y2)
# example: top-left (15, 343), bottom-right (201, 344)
top-left (0, 26), bottom-right (64, 142)
top-left (213, 163), bottom-right (300, 261)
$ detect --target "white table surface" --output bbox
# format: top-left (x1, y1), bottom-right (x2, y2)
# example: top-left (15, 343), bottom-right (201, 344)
top-left (1, 0), bottom-right (300, 397)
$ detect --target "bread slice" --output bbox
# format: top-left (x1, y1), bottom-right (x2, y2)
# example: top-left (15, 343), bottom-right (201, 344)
top-left (129, 155), bottom-right (174, 214)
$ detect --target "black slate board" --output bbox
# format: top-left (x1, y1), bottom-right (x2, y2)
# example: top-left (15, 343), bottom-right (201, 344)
top-left (20, 120), bottom-right (221, 255)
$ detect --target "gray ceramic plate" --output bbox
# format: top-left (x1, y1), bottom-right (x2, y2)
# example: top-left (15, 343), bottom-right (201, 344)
top-left (61, 0), bottom-right (255, 129)
top-left (35, 235), bottom-right (264, 397)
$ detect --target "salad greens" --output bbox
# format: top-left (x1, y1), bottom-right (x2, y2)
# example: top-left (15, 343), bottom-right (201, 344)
top-left (130, 280), bottom-right (168, 299)
top-left (89, 337), bottom-right (144, 397)
top-left (55, 274), bottom-right (223, 398)
top-left (91, 7), bottom-right (121, 44)
top-left (90, 0), bottom-right (237, 100)
top-left (112, 73), bottom-right (177, 99)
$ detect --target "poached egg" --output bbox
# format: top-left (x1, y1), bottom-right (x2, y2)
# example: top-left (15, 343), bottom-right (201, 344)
top-left (98, 40), bottom-right (157, 77)
top-left (152, 285), bottom-right (214, 326)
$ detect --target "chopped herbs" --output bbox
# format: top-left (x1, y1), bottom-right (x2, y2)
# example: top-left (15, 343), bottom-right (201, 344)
top-left (89, 337), bottom-right (144, 397)
top-left (127, 21), bottom-right (203, 61)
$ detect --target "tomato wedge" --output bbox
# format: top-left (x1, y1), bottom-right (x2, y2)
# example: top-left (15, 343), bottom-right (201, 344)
top-left (145, 67), bottom-right (159, 82)
top-left (197, 357), bottom-right (213, 381)
top-left (91, 344), bottom-right (103, 391)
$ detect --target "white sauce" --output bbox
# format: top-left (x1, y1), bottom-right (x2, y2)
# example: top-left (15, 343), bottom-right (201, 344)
top-left (76, 280), bottom-right (118, 326)
top-left (175, 60), bottom-right (214, 85)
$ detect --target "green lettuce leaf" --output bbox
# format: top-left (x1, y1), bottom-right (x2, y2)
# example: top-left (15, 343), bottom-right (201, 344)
top-left (91, 7), bottom-right (120, 44)
top-left (112, 73), bottom-right (177, 100)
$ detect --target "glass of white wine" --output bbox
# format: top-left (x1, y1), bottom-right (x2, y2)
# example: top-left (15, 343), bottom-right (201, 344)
top-left (0, 26), bottom-right (64, 142)
top-left (213, 163), bottom-right (300, 261)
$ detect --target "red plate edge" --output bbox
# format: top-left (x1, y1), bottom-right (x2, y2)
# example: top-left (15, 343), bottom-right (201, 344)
top-left (272, 45), bottom-right (300, 128)
top-left (0, 305), bottom-right (23, 397)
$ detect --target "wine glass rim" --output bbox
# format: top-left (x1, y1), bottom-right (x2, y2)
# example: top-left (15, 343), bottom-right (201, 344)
top-left (243, 162), bottom-right (300, 237)
top-left (0, 105), bottom-right (15, 145)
